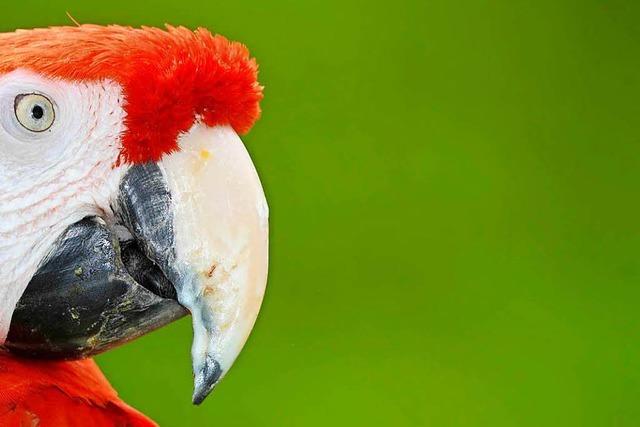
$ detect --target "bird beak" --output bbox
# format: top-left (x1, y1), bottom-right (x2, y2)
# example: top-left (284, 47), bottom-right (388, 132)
top-left (6, 124), bottom-right (269, 404)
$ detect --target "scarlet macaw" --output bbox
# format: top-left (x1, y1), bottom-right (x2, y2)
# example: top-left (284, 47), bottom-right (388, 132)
top-left (0, 25), bottom-right (268, 425)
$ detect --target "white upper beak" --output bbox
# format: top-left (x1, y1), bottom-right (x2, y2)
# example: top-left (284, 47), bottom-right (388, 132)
top-left (160, 124), bottom-right (269, 403)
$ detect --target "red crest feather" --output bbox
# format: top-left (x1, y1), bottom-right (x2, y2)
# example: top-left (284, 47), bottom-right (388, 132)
top-left (0, 25), bottom-right (263, 163)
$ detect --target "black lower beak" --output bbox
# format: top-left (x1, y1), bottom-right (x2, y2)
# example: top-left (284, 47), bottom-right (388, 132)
top-left (5, 216), bottom-right (187, 359)
top-left (5, 163), bottom-right (189, 359)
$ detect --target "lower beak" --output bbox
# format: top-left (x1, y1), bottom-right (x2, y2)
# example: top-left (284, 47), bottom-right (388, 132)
top-left (5, 124), bottom-right (269, 405)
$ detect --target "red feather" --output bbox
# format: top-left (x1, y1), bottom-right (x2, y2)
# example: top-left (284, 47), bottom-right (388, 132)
top-left (0, 25), bottom-right (263, 164)
top-left (0, 350), bottom-right (156, 427)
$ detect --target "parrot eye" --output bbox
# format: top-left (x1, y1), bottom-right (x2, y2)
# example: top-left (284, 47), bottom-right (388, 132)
top-left (14, 93), bottom-right (55, 132)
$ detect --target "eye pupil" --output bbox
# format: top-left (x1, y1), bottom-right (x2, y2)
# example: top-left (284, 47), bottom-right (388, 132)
top-left (31, 105), bottom-right (44, 120)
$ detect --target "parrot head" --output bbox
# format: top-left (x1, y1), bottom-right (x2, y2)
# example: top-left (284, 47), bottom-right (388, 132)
top-left (0, 25), bottom-right (268, 404)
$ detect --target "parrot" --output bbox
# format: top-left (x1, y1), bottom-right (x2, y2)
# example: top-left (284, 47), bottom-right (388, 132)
top-left (0, 24), bottom-right (269, 425)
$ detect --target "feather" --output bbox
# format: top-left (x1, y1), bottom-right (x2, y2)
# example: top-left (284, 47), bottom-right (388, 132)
top-left (0, 25), bottom-right (263, 164)
top-left (0, 350), bottom-right (156, 427)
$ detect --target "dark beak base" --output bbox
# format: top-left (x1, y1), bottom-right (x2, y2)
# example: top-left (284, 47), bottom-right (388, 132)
top-left (5, 165), bottom-right (189, 359)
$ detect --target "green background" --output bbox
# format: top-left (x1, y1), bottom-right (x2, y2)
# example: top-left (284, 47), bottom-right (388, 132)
top-left (5, 0), bottom-right (640, 425)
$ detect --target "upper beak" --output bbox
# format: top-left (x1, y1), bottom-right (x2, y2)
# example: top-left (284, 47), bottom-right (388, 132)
top-left (5, 124), bottom-right (269, 404)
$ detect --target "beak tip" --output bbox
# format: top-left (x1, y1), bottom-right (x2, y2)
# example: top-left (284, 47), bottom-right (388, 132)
top-left (192, 357), bottom-right (223, 405)
top-left (191, 392), bottom-right (208, 406)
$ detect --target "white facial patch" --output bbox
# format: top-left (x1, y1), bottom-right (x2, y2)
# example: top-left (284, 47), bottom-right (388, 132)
top-left (0, 69), bottom-right (127, 343)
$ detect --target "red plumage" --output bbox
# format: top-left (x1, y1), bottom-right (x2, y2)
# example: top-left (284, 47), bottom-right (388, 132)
top-left (0, 351), bottom-right (156, 427)
top-left (0, 25), bottom-right (263, 164)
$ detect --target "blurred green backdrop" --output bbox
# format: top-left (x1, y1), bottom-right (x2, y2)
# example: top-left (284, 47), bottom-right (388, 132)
top-left (5, 0), bottom-right (640, 425)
